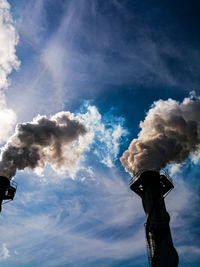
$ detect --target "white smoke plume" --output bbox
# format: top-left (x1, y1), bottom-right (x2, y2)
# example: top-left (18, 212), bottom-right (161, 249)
top-left (121, 93), bottom-right (200, 176)
top-left (0, 112), bottom-right (87, 179)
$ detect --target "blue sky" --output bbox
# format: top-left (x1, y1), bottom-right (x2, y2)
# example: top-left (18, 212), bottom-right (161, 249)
top-left (0, 0), bottom-right (199, 266)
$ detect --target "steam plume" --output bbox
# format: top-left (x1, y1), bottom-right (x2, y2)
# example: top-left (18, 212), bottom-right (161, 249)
top-left (0, 112), bottom-right (87, 179)
top-left (121, 93), bottom-right (200, 176)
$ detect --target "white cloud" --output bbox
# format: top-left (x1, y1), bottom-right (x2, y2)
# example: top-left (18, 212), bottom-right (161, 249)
top-left (77, 104), bottom-right (127, 169)
top-left (0, 0), bottom-right (19, 144)
top-left (0, 92), bottom-right (16, 144)
top-left (0, 243), bottom-right (10, 261)
top-left (0, 0), bottom-right (20, 89)
top-left (168, 163), bottom-right (183, 176)
top-left (50, 104), bottom-right (127, 179)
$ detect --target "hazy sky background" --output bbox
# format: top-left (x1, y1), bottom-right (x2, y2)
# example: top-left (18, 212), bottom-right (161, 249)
top-left (0, 0), bottom-right (199, 266)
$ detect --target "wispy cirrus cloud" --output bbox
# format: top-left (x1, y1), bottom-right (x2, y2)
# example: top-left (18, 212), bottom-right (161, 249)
top-left (39, 0), bottom-right (200, 94)
top-left (0, 169), bottom-right (146, 266)
top-left (1, 165), bottom-right (199, 266)
top-left (7, 0), bottom-right (200, 123)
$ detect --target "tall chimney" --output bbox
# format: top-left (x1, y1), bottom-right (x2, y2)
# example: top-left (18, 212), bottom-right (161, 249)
top-left (0, 176), bottom-right (17, 213)
top-left (130, 170), bottom-right (179, 267)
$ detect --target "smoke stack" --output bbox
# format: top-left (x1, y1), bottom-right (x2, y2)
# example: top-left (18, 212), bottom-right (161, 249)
top-left (130, 170), bottom-right (178, 267)
top-left (0, 176), bottom-right (17, 213)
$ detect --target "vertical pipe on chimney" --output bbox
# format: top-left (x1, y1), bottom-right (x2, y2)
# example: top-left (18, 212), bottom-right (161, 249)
top-left (0, 176), bottom-right (10, 212)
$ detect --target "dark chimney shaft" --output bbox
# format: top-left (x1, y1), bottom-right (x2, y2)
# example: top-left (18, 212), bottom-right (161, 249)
top-left (130, 170), bottom-right (179, 267)
top-left (0, 176), bottom-right (17, 213)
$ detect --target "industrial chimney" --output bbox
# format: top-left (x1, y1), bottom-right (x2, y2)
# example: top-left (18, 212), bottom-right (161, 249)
top-left (130, 170), bottom-right (179, 267)
top-left (0, 176), bottom-right (17, 213)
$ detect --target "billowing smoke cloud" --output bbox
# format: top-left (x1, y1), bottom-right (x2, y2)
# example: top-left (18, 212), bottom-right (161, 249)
top-left (121, 93), bottom-right (200, 176)
top-left (0, 112), bottom-right (87, 179)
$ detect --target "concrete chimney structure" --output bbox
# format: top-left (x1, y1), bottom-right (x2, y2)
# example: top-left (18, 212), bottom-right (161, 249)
top-left (130, 170), bottom-right (179, 267)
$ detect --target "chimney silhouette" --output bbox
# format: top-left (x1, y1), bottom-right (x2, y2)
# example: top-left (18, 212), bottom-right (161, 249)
top-left (130, 170), bottom-right (179, 267)
top-left (0, 176), bottom-right (17, 213)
